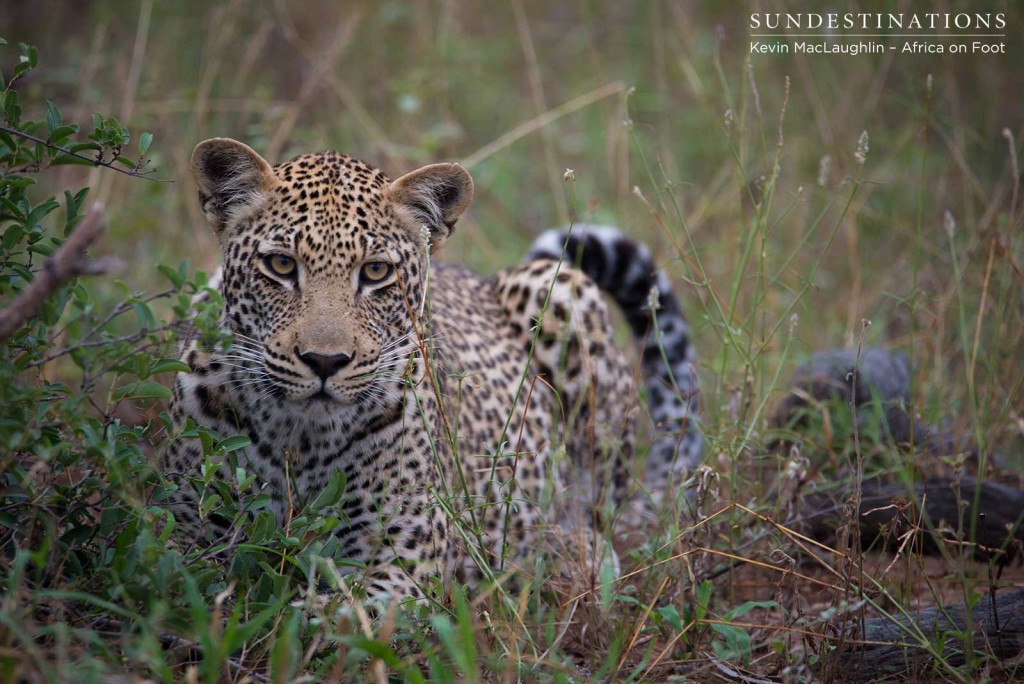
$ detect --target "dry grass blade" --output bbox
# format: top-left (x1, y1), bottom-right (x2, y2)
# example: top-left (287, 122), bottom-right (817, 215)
top-left (460, 82), bottom-right (626, 169)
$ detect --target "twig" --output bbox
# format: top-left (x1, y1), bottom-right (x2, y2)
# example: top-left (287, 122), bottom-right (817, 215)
top-left (0, 124), bottom-right (169, 182)
top-left (29, 320), bottom-right (183, 369)
top-left (0, 204), bottom-right (121, 341)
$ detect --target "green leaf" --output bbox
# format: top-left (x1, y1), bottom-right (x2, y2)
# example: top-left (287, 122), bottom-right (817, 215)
top-left (657, 604), bottom-right (684, 633)
top-left (8, 262), bottom-right (33, 284)
top-left (198, 428), bottom-right (217, 455)
top-left (215, 435), bottom-right (251, 454)
top-left (0, 128), bottom-right (18, 151)
top-left (248, 510), bottom-right (275, 543)
top-left (4, 90), bottom-right (22, 125)
top-left (26, 199), bottom-right (60, 228)
top-left (157, 263), bottom-right (185, 288)
top-left (3, 224), bottom-right (25, 250)
top-left (149, 358), bottom-right (190, 374)
top-left (62, 188), bottom-right (87, 229)
top-left (114, 381), bottom-right (172, 401)
top-left (711, 622), bottom-right (751, 663)
top-left (694, 579), bottom-right (713, 621)
top-left (132, 301), bottom-right (156, 329)
top-left (68, 142), bottom-right (101, 155)
top-left (45, 100), bottom-right (62, 133)
top-left (308, 469), bottom-right (347, 511)
top-left (27, 243), bottom-right (54, 256)
top-left (138, 131), bottom-right (153, 156)
top-left (49, 124), bottom-right (79, 145)
top-left (1, 196), bottom-right (27, 221)
top-left (724, 600), bottom-right (776, 621)
top-left (50, 155), bottom-right (99, 168)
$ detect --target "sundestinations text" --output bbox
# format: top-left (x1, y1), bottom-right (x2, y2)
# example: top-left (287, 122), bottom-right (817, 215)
top-left (749, 13), bottom-right (1006, 31)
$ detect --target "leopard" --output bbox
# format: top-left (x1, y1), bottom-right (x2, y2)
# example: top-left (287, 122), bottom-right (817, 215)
top-left (161, 138), bottom-right (702, 601)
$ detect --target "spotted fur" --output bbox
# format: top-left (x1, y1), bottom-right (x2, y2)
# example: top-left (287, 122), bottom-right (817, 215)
top-left (528, 226), bottom-right (702, 492)
top-left (162, 139), bottom-right (701, 600)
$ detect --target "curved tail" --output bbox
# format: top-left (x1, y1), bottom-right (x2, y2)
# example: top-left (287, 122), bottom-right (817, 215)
top-left (527, 225), bottom-right (702, 490)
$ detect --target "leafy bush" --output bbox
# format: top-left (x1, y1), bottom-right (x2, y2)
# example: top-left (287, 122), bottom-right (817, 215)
top-left (0, 39), bottom-right (292, 681)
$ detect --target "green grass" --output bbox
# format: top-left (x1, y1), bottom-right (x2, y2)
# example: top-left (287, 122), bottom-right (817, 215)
top-left (1, 1), bottom-right (1022, 681)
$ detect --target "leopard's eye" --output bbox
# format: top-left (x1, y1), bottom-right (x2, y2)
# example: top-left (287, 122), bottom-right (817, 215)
top-left (360, 261), bottom-right (394, 284)
top-left (264, 254), bottom-right (297, 277)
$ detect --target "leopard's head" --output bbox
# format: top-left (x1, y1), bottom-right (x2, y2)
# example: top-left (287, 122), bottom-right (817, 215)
top-left (191, 138), bottom-right (473, 408)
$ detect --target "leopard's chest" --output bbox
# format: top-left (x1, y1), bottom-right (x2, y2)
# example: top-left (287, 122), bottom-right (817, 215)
top-left (182, 371), bottom-right (435, 518)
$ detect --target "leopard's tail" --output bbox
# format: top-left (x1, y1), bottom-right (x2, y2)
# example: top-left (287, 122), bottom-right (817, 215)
top-left (527, 225), bottom-right (702, 490)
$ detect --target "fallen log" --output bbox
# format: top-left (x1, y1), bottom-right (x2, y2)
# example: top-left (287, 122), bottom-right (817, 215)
top-left (803, 476), bottom-right (1024, 565)
top-left (834, 588), bottom-right (1024, 681)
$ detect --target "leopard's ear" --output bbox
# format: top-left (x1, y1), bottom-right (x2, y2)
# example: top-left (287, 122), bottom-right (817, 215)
top-left (191, 138), bottom-right (277, 233)
top-left (387, 162), bottom-right (473, 251)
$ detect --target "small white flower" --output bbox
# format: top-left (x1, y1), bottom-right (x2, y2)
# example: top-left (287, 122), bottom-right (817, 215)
top-left (943, 210), bottom-right (956, 239)
top-left (854, 131), bottom-right (869, 166)
top-left (818, 155), bottom-right (831, 187)
top-left (420, 224), bottom-right (431, 253)
top-left (645, 285), bottom-right (661, 312)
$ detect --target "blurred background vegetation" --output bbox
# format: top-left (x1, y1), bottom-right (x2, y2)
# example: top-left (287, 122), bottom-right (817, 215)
top-left (1, 0), bottom-right (1022, 679)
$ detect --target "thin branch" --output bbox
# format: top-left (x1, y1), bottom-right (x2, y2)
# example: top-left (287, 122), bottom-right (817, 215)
top-left (0, 203), bottom-right (121, 341)
top-left (0, 124), bottom-right (170, 182)
top-left (50, 285), bottom-right (178, 348)
top-left (29, 321), bottom-right (184, 369)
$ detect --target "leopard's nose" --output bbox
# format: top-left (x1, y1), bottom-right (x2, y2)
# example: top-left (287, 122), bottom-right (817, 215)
top-left (297, 349), bottom-right (353, 379)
